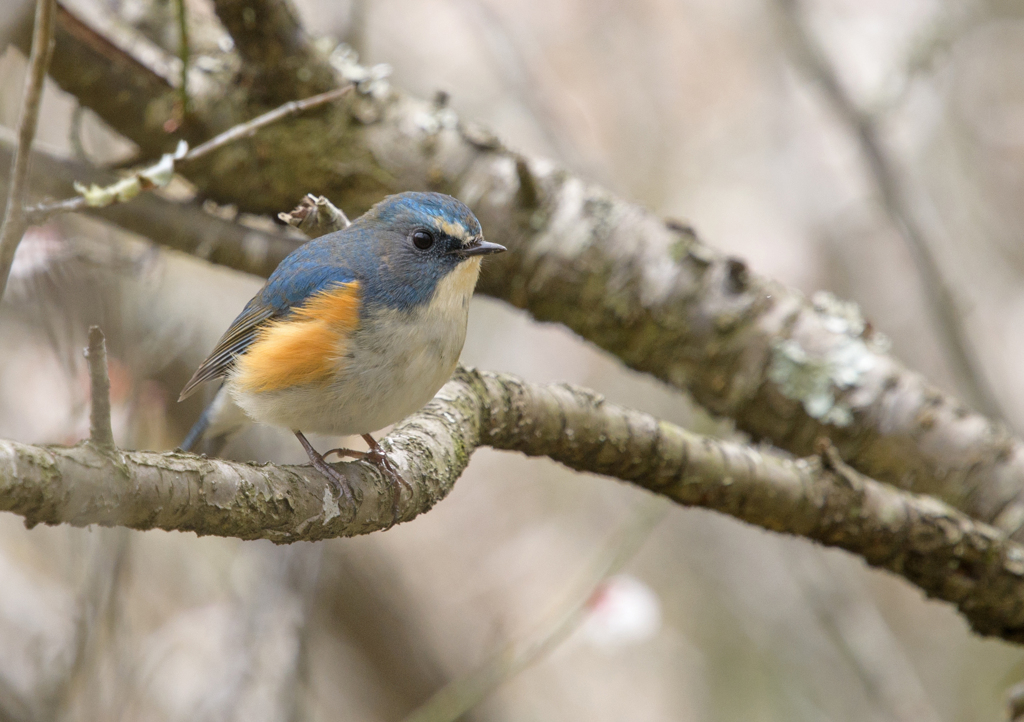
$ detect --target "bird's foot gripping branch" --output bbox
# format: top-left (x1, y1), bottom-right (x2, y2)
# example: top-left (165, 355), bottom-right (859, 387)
top-left (3, 363), bottom-right (1024, 643)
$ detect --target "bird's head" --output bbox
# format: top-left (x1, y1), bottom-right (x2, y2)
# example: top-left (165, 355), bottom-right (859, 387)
top-left (349, 192), bottom-right (505, 310)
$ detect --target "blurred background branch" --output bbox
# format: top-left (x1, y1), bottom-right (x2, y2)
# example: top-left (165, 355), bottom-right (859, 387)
top-left (402, 496), bottom-right (668, 722)
top-left (0, 130), bottom-right (303, 277)
top-left (771, 0), bottom-right (1005, 423)
top-left (0, 0), bottom-right (55, 302)
top-left (209, 0), bottom-right (337, 104)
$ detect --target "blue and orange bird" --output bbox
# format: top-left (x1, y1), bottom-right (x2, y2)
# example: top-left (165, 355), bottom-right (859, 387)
top-left (178, 192), bottom-right (505, 501)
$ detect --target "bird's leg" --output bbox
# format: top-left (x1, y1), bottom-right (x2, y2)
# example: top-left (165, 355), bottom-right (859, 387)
top-left (362, 434), bottom-right (409, 489)
top-left (294, 430), bottom-right (355, 505)
top-left (324, 433), bottom-right (410, 520)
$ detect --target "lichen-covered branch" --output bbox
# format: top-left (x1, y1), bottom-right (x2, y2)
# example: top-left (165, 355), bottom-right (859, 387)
top-left (28, 6), bottom-right (1024, 539)
top-left (2, 367), bottom-right (1024, 642)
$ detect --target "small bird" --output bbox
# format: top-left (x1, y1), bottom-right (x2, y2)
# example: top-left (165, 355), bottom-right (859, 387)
top-left (178, 192), bottom-right (505, 502)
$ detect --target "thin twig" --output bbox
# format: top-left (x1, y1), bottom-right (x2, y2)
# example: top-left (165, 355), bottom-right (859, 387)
top-left (772, 0), bottom-right (1005, 423)
top-left (24, 84), bottom-right (354, 223)
top-left (0, 132), bottom-right (304, 278)
top-left (174, 0), bottom-right (190, 117)
top-left (26, 195), bottom-right (88, 221)
top-left (85, 325), bottom-right (115, 450)
top-left (0, 0), bottom-right (57, 303)
top-left (181, 85), bottom-right (352, 162)
top-left (402, 497), bottom-right (667, 722)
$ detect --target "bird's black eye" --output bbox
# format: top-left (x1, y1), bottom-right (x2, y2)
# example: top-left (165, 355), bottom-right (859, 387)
top-left (412, 229), bottom-right (434, 250)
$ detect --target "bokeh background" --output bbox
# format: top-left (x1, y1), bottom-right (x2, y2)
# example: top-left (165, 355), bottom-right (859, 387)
top-left (1, 0), bottom-right (1023, 719)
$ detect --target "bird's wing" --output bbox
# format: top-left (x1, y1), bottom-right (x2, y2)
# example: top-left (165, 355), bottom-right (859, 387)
top-left (178, 299), bottom-right (279, 401)
top-left (179, 239), bottom-right (357, 401)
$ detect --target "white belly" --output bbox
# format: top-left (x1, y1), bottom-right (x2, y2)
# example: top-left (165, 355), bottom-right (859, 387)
top-left (226, 277), bottom-right (473, 436)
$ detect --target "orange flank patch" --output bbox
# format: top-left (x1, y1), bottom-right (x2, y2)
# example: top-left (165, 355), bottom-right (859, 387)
top-left (234, 282), bottom-right (361, 393)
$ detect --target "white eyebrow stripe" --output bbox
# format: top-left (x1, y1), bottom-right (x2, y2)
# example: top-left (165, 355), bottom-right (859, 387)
top-left (433, 217), bottom-right (474, 242)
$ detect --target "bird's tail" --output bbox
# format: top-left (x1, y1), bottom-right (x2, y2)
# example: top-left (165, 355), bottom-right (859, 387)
top-left (180, 403), bottom-right (214, 452)
top-left (179, 385), bottom-right (251, 455)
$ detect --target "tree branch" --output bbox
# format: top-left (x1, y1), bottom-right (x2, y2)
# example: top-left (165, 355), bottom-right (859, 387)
top-left (33, 6), bottom-right (1024, 540)
top-left (181, 85), bottom-right (352, 161)
top-left (2, 367), bottom-right (1024, 643)
top-left (0, 0), bottom-right (56, 302)
top-left (210, 0), bottom-right (337, 105)
top-left (278, 193), bottom-right (350, 235)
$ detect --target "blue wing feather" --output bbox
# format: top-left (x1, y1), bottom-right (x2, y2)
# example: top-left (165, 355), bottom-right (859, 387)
top-left (178, 238), bottom-right (357, 401)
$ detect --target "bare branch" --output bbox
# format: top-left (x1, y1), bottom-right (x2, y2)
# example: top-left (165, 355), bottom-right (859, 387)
top-left (36, 5), bottom-right (1024, 540)
top-left (84, 326), bottom-right (115, 450)
top-left (0, 0), bottom-right (56, 303)
top-left (173, 0), bottom-right (189, 116)
top-left (2, 367), bottom-right (1024, 643)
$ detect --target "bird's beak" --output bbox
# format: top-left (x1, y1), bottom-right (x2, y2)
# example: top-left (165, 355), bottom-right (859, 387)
top-left (457, 240), bottom-right (506, 257)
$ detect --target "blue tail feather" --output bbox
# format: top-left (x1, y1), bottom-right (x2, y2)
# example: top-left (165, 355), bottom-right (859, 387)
top-left (180, 403), bottom-right (212, 452)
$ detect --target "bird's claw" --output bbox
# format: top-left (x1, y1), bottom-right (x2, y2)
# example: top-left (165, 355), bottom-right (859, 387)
top-left (323, 434), bottom-right (409, 524)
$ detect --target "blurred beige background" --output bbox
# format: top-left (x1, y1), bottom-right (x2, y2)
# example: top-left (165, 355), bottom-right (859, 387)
top-left (1, 0), bottom-right (1023, 719)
